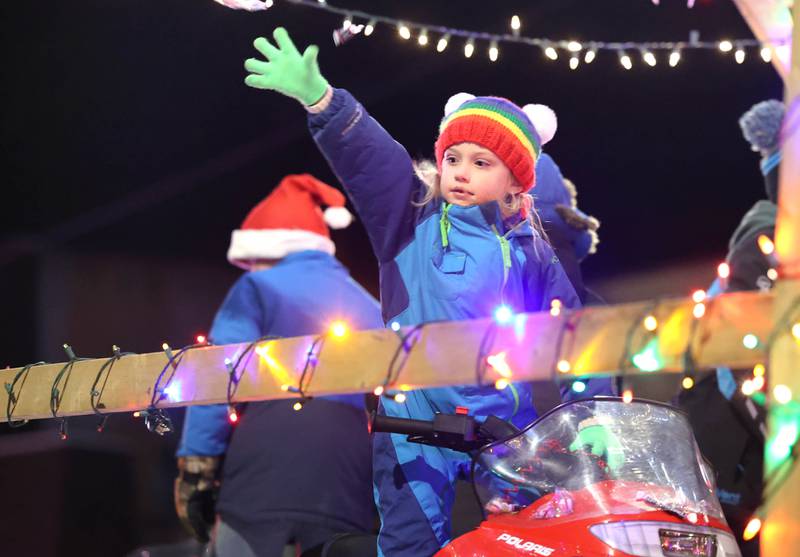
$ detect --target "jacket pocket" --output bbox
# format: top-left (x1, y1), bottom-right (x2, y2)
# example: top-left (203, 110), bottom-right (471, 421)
top-left (430, 248), bottom-right (467, 300)
top-left (439, 251), bottom-right (466, 274)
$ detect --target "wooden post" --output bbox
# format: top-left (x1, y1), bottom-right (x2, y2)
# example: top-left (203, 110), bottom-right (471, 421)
top-left (762, 0), bottom-right (800, 553)
top-left (0, 291), bottom-right (777, 422)
top-left (732, 0), bottom-right (793, 79)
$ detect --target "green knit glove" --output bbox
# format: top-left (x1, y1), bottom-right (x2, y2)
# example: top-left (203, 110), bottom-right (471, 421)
top-left (569, 425), bottom-right (625, 471)
top-left (244, 27), bottom-right (329, 106)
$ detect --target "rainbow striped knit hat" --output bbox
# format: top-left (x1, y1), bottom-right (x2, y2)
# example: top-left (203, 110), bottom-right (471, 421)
top-left (434, 93), bottom-right (557, 192)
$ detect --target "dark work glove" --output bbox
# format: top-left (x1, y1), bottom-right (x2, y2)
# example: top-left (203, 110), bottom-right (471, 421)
top-left (174, 456), bottom-right (220, 543)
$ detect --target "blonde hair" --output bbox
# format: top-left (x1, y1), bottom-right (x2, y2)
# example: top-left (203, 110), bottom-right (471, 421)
top-left (412, 159), bottom-right (547, 239)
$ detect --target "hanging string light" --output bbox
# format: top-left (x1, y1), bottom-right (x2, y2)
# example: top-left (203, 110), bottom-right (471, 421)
top-left (742, 517), bottom-right (762, 541)
top-left (418, 28), bottom-right (429, 46)
top-left (267, 1), bottom-right (787, 70)
top-left (758, 234), bottom-right (775, 255)
top-left (464, 37), bottom-right (475, 58)
top-left (622, 389), bottom-right (634, 403)
top-left (669, 49), bottom-right (682, 67)
top-left (742, 333), bottom-right (760, 350)
top-left (489, 40), bottom-right (499, 62)
top-left (398, 23), bottom-right (411, 40)
top-left (774, 384), bottom-right (793, 405)
top-left (619, 50), bottom-right (633, 70)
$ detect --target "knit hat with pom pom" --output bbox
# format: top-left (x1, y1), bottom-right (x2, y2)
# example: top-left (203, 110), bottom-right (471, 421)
top-left (434, 93), bottom-right (557, 191)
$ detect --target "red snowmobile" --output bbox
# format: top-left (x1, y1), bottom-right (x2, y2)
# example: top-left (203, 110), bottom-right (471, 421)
top-left (321, 398), bottom-right (742, 557)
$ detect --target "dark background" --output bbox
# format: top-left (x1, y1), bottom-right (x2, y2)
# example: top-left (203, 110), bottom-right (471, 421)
top-left (0, 0), bottom-right (784, 555)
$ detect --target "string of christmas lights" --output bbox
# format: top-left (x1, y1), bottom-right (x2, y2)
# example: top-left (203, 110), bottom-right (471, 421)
top-left (5, 269), bottom-right (798, 445)
top-left (216, 0), bottom-right (792, 69)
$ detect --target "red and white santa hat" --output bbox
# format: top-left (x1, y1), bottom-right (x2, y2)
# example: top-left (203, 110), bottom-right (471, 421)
top-left (227, 174), bottom-right (353, 269)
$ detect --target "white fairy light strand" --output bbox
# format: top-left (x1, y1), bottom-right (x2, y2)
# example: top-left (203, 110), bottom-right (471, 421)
top-left (282, 0), bottom-right (788, 63)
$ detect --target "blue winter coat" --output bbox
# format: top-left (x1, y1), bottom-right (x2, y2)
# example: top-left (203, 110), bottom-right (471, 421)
top-left (308, 89), bottom-right (612, 422)
top-left (177, 250), bottom-right (383, 541)
top-left (177, 250), bottom-right (383, 456)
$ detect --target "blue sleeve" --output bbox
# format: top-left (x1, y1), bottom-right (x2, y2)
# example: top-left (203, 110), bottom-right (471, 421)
top-left (308, 88), bottom-right (421, 263)
top-left (176, 275), bottom-right (266, 457)
top-left (527, 241), bottom-right (615, 401)
top-left (572, 230), bottom-right (593, 262)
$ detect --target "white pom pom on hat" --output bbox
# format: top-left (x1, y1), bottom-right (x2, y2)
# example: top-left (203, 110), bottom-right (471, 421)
top-left (442, 93), bottom-right (557, 146)
top-left (522, 104), bottom-right (557, 145)
top-left (323, 206), bottom-right (353, 229)
top-left (443, 92), bottom-right (476, 117)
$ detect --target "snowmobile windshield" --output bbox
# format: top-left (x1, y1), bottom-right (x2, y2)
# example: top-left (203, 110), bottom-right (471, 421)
top-left (473, 398), bottom-right (725, 521)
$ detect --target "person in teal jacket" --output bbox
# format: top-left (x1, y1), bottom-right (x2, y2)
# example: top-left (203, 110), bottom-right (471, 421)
top-left (243, 28), bottom-right (617, 557)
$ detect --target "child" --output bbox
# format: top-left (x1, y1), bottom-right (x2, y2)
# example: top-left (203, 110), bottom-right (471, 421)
top-left (244, 28), bottom-right (615, 557)
top-left (176, 175), bottom-right (382, 556)
top-left (534, 154), bottom-right (601, 303)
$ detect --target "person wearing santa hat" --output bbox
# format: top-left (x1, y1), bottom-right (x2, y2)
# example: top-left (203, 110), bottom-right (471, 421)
top-left (174, 174), bottom-right (383, 557)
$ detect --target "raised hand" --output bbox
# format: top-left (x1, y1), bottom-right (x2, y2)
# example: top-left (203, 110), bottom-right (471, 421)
top-left (244, 27), bottom-right (329, 106)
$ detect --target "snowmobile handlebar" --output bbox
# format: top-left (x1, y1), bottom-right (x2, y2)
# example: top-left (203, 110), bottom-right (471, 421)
top-left (370, 411), bottom-right (520, 453)
top-left (370, 414), bottom-right (436, 436)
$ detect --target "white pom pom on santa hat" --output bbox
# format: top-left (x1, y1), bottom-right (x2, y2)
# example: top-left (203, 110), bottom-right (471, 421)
top-left (521, 104), bottom-right (557, 145)
top-left (443, 92), bottom-right (476, 117)
top-left (323, 206), bottom-right (353, 229)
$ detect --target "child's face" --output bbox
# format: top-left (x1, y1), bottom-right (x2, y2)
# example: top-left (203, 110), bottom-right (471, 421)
top-left (441, 143), bottom-right (522, 209)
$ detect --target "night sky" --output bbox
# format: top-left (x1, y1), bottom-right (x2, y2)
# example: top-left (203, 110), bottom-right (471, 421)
top-left (1, 0), bottom-right (784, 361)
top-left (0, 4), bottom-right (788, 552)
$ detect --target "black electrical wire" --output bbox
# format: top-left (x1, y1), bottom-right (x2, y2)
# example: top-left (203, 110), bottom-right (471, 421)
top-left (382, 323), bottom-right (426, 393)
top-left (618, 299), bottom-right (661, 375)
top-left (297, 335), bottom-right (325, 400)
top-left (552, 308), bottom-right (585, 376)
top-left (49, 345), bottom-right (89, 439)
top-left (142, 341), bottom-right (208, 436)
top-left (5, 361), bottom-right (47, 428)
top-left (226, 335), bottom-right (282, 407)
top-left (90, 346), bottom-right (136, 432)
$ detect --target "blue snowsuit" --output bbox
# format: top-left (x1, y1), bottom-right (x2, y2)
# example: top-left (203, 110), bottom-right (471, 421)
top-left (308, 89), bottom-right (614, 556)
top-left (177, 250), bottom-right (384, 553)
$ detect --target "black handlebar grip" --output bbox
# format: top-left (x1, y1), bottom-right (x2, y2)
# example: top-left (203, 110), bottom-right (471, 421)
top-left (371, 412), bottom-right (435, 435)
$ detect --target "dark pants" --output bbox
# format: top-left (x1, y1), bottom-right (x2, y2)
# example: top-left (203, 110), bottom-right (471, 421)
top-left (212, 519), bottom-right (340, 557)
